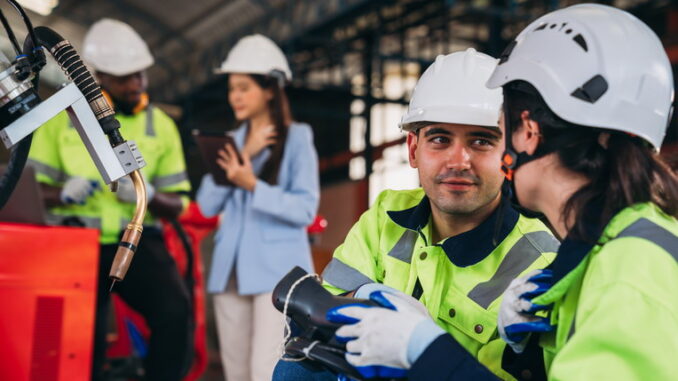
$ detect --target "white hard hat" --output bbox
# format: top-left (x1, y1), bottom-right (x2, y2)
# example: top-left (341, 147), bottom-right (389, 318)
top-left (215, 34), bottom-right (292, 82)
top-left (400, 48), bottom-right (503, 131)
top-left (487, 4), bottom-right (674, 150)
top-left (83, 18), bottom-right (154, 77)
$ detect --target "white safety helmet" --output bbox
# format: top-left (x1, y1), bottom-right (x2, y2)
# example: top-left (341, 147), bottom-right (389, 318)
top-left (487, 4), bottom-right (674, 151)
top-left (400, 48), bottom-right (503, 131)
top-left (215, 34), bottom-right (292, 83)
top-left (83, 18), bottom-right (154, 77)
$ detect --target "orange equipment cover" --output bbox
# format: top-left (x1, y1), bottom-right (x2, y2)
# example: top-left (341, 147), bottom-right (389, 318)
top-left (0, 223), bottom-right (99, 381)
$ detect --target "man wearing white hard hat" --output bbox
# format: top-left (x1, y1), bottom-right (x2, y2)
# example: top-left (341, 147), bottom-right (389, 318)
top-left (274, 48), bottom-right (558, 380)
top-left (309, 4), bottom-right (678, 381)
top-left (28, 18), bottom-right (192, 381)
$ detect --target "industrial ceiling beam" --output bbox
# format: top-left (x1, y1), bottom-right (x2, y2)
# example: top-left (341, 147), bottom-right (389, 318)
top-left (152, 0), bottom-right (376, 102)
top-left (110, 0), bottom-right (193, 51)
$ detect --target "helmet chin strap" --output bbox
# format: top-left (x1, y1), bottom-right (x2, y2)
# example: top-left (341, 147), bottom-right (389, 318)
top-left (500, 102), bottom-right (544, 219)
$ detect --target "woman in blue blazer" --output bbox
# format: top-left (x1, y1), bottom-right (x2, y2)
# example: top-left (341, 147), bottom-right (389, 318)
top-left (196, 34), bottom-right (319, 381)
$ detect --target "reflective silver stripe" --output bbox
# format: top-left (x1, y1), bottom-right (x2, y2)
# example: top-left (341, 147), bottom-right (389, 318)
top-left (617, 218), bottom-right (678, 262)
top-left (26, 159), bottom-right (67, 182)
top-left (387, 230), bottom-right (419, 263)
top-left (78, 215), bottom-right (102, 229)
top-left (48, 213), bottom-right (101, 229)
top-left (153, 172), bottom-right (189, 189)
top-left (146, 104), bottom-right (155, 136)
top-left (45, 213), bottom-right (63, 226)
top-left (523, 230), bottom-right (560, 254)
top-left (467, 231), bottom-right (560, 309)
top-left (322, 257), bottom-right (375, 291)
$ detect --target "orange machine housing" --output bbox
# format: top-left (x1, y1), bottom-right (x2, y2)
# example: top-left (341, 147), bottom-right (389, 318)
top-left (0, 223), bottom-right (99, 381)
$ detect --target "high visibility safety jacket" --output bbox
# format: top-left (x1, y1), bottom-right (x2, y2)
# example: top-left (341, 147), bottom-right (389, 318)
top-left (530, 203), bottom-right (678, 380)
top-left (322, 189), bottom-right (559, 379)
top-left (27, 105), bottom-right (191, 244)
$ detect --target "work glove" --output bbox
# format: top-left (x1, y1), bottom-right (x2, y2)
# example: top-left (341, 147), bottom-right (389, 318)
top-left (326, 289), bottom-right (444, 379)
top-left (498, 269), bottom-right (554, 353)
top-left (354, 282), bottom-right (402, 299)
top-left (115, 175), bottom-right (155, 203)
top-left (60, 176), bottom-right (99, 205)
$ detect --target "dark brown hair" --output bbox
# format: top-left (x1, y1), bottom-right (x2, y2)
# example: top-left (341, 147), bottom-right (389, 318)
top-left (505, 81), bottom-right (678, 242)
top-left (241, 74), bottom-right (292, 185)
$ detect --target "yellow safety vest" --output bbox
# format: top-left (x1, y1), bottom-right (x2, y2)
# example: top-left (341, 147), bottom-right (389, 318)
top-left (28, 105), bottom-right (190, 244)
top-left (322, 188), bottom-right (558, 380)
top-left (533, 202), bottom-right (678, 380)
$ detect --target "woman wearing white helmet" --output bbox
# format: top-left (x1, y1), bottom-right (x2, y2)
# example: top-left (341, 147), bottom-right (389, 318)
top-left (196, 34), bottom-right (319, 381)
top-left (487, 4), bottom-right (678, 380)
top-left (316, 4), bottom-right (678, 381)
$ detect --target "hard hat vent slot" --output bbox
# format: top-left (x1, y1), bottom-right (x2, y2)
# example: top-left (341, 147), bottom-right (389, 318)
top-left (571, 74), bottom-right (608, 103)
top-left (498, 40), bottom-right (517, 64)
top-left (572, 34), bottom-right (588, 52)
top-left (534, 23), bottom-right (548, 32)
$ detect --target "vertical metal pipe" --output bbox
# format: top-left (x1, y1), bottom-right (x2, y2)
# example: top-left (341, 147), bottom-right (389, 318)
top-left (488, 0), bottom-right (506, 57)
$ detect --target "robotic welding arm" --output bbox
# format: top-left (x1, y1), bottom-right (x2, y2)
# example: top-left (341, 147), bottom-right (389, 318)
top-left (0, 1), bottom-right (147, 285)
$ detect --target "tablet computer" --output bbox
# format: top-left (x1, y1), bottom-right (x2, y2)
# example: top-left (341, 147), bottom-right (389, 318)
top-left (192, 130), bottom-right (243, 186)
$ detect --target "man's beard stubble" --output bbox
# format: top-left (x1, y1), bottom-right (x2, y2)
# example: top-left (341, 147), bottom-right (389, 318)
top-left (429, 169), bottom-right (500, 216)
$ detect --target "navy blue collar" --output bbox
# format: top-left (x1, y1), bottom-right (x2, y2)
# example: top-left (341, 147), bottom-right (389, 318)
top-left (387, 194), bottom-right (520, 267)
top-left (549, 201), bottom-right (608, 283)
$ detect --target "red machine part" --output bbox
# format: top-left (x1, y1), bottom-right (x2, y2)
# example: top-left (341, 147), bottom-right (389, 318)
top-left (106, 202), bottom-right (218, 381)
top-left (0, 223), bottom-right (99, 381)
top-left (307, 214), bottom-right (328, 235)
top-left (107, 205), bottom-right (326, 379)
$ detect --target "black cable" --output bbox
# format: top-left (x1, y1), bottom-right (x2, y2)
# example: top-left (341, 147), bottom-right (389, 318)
top-left (5, 0), bottom-right (38, 52)
top-left (167, 217), bottom-right (196, 377)
top-left (0, 0), bottom-right (37, 210)
top-left (0, 134), bottom-right (31, 209)
top-left (168, 218), bottom-right (195, 296)
top-left (25, 26), bottom-right (123, 144)
top-left (0, 7), bottom-right (21, 55)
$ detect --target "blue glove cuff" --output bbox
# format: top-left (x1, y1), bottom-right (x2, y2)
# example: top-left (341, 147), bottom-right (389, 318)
top-left (504, 318), bottom-right (554, 344)
top-left (407, 319), bottom-right (445, 365)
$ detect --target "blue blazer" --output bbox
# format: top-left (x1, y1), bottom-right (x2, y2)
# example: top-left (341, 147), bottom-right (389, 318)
top-left (197, 122), bottom-right (320, 294)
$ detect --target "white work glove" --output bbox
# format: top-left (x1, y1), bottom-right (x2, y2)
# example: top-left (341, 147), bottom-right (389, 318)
top-left (498, 269), bottom-right (554, 353)
top-left (60, 176), bottom-right (100, 205)
top-left (326, 289), bottom-right (444, 379)
top-left (354, 282), bottom-right (403, 299)
top-left (115, 175), bottom-right (155, 203)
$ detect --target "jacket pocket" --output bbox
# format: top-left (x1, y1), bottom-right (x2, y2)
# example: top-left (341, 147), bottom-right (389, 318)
top-left (437, 289), bottom-right (499, 346)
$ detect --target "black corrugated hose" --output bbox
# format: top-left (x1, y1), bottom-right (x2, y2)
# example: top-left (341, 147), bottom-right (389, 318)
top-left (0, 23), bottom-right (127, 209)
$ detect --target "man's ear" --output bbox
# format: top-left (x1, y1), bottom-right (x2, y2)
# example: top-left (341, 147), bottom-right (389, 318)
top-left (517, 110), bottom-right (542, 155)
top-left (406, 131), bottom-right (418, 168)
